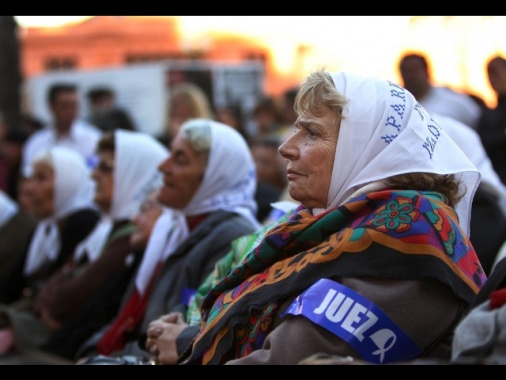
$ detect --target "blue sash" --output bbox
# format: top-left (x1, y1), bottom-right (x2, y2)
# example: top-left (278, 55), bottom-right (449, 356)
top-left (281, 278), bottom-right (422, 364)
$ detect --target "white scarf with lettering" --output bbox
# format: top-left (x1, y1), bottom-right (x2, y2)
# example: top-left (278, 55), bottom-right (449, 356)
top-left (318, 72), bottom-right (480, 236)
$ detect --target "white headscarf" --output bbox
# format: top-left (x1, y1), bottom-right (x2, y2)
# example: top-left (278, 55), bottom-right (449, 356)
top-left (181, 119), bottom-right (260, 228)
top-left (134, 207), bottom-right (187, 295)
top-left (24, 146), bottom-right (96, 276)
top-left (320, 72), bottom-right (480, 236)
top-left (432, 113), bottom-right (506, 215)
top-left (133, 119), bottom-right (260, 295)
top-left (0, 190), bottom-right (18, 228)
top-left (73, 130), bottom-right (169, 263)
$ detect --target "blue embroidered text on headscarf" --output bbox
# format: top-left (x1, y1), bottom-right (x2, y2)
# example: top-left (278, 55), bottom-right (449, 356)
top-left (381, 81), bottom-right (443, 160)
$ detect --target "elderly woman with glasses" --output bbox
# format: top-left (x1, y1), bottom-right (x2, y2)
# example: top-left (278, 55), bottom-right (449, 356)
top-left (76, 118), bottom-right (261, 364)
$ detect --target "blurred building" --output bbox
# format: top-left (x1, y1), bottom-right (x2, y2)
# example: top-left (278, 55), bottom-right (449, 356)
top-left (17, 16), bottom-right (297, 96)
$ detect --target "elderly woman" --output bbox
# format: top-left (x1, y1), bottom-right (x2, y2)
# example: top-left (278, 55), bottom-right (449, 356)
top-left (0, 146), bottom-right (100, 354)
top-left (178, 70), bottom-right (486, 365)
top-left (40, 189), bottom-right (167, 360)
top-left (0, 146), bottom-right (99, 306)
top-left (77, 118), bottom-right (261, 363)
top-left (0, 130), bottom-right (170, 364)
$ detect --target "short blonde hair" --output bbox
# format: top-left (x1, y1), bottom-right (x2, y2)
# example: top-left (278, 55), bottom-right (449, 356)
top-left (295, 69), bottom-right (348, 119)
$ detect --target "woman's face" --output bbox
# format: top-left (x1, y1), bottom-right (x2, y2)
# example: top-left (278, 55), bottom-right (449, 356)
top-left (157, 132), bottom-right (207, 209)
top-left (24, 161), bottom-right (55, 218)
top-left (91, 150), bottom-right (115, 213)
top-left (130, 191), bottom-right (163, 251)
top-left (278, 105), bottom-right (340, 209)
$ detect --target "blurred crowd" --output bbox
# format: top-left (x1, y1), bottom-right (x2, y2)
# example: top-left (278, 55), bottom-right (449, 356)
top-left (1, 51), bottom-right (506, 365)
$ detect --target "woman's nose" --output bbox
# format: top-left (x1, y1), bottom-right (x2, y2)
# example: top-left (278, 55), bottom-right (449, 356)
top-left (278, 136), bottom-right (295, 160)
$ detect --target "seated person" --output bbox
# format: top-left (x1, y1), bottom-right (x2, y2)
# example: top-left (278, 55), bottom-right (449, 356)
top-left (0, 130), bottom-right (168, 359)
top-left (178, 70), bottom-right (485, 365)
top-left (39, 189), bottom-right (167, 360)
top-left (0, 146), bottom-right (100, 355)
top-left (144, 202), bottom-right (297, 365)
top-left (76, 119), bottom-right (261, 362)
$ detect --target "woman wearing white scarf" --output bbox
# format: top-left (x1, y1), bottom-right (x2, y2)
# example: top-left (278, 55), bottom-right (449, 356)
top-left (1, 145), bottom-right (99, 304)
top-left (135, 119), bottom-right (261, 296)
top-left (74, 129), bottom-right (169, 263)
top-left (23, 146), bottom-right (97, 276)
top-left (78, 119), bottom-right (261, 360)
top-left (0, 147), bottom-right (100, 356)
top-left (0, 130), bottom-right (170, 357)
top-left (179, 71), bottom-right (485, 365)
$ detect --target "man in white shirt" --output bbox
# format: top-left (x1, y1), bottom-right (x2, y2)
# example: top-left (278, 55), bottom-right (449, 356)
top-left (21, 83), bottom-right (102, 177)
top-left (399, 53), bottom-right (482, 129)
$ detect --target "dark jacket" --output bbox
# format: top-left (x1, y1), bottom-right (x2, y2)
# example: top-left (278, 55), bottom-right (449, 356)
top-left (32, 220), bottom-right (134, 324)
top-left (469, 184), bottom-right (506, 276)
top-left (0, 208), bottom-right (100, 305)
top-left (476, 96), bottom-right (506, 184)
top-left (0, 209), bottom-right (37, 285)
top-left (80, 210), bottom-right (258, 359)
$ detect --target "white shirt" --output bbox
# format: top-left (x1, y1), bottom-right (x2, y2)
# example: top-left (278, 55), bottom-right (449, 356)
top-left (21, 119), bottom-right (102, 176)
top-left (420, 86), bottom-right (482, 130)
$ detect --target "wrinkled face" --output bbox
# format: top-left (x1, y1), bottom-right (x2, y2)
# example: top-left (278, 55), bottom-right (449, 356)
top-left (24, 161), bottom-right (55, 218)
top-left (91, 150), bottom-right (114, 213)
top-left (130, 190), bottom-right (163, 251)
top-left (157, 132), bottom-right (207, 209)
top-left (278, 105), bottom-right (339, 209)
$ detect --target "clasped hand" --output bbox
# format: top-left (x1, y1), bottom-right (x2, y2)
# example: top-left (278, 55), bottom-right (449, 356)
top-left (145, 311), bottom-right (189, 365)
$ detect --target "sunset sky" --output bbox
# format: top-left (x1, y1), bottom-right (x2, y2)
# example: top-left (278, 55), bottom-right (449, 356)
top-left (14, 16), bottom-right (506, 107)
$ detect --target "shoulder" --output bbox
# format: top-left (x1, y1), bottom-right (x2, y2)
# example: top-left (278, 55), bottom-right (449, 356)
top-left (205, 211), bottom-right (258, 236)
top-left (24, 128), bottom-right (52, 146)
top-left (72, 120), bottom-right (103, 136)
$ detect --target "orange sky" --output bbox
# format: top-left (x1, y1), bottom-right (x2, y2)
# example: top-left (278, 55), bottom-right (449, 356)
top-left (14, 16), bottom-right (506, 108)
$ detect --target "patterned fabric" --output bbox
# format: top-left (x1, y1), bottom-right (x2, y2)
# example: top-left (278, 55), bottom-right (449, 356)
top-left (185, 208), bottom-right (295, 326)
top-left (188, 189), bottom-right (486, 364)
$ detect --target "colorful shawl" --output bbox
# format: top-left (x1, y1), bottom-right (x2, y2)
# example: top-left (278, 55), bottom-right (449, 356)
top-left (185, 208), bottom-right (295, 326)
top-left (186, 189), bottom-right (486, 364)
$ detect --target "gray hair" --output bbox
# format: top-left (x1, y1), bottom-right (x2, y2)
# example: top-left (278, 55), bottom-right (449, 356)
top-left (180, 118), bottom-right (212, 153)
top-left (295, 69), bottom-right (348, 120)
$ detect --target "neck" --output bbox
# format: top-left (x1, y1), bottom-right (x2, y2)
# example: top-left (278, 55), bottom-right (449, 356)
top-left (54, 122), bottom-right (72, 136)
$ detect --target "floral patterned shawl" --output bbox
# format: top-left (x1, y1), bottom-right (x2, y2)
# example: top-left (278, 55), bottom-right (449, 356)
top-left (186, 189), bottom-right (486, 364)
